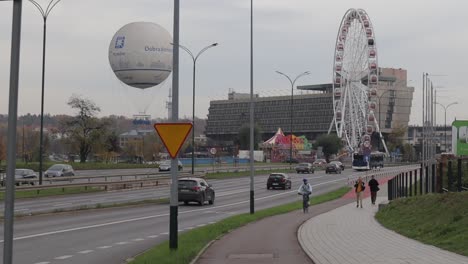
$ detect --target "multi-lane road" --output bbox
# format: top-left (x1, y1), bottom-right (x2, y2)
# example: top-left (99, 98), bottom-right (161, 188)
top-left (0, 167), bottom-right (403, 264)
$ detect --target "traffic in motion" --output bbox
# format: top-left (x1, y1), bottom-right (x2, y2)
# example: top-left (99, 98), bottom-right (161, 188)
top-left (0, 166), bottom-right (408, 264)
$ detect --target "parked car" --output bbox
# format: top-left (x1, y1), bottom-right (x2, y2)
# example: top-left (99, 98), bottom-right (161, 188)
top-left (295, 163), bottom-right (314, 174)
top-left (44, 164), bottom-right (75, 177)
top-left (178, 177), bottom-right (215, 205)
top-left (325, 163), bottom-right (342, 174)
top-left (266, 173), bottom-right (292, 190)
top-left (330, 161), bottom-right (345, 170)
top-left (158, 160), bottom-right (183, 171)
top-left (312, 159), bottom-right (328, 168)
top-left (0, 169), bottom-right (37, 186)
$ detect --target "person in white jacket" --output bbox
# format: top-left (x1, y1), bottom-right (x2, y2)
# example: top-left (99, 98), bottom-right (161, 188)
top-left (298, 178), bottom-right (313, 213)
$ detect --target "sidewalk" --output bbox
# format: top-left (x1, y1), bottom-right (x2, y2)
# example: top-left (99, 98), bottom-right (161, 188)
top-left (195, 197), bottom-right (351, 264)
top-left (298, 185), bottom-right (468, 264)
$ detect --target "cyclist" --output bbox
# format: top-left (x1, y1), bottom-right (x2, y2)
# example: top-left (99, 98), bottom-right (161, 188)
top-left (298, 178), bottom-right (313, 213)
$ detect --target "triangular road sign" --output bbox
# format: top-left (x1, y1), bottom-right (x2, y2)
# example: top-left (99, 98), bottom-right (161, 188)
top-left (154, 123), bottom-right (193, 159)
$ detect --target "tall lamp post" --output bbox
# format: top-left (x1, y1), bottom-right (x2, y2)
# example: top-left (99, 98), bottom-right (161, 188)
top-left (275, 71), bottom-right (310, 167)
top-left (29, 0), bottom-right (62, 185)
top-left (435, 102), bottom-right (457, 152)
top-left (176, 43), bottom-right (218, 175)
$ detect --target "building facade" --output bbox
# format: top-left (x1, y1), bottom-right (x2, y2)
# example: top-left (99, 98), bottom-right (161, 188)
top-left (205, 67), bottom-right (414, 143)
top-left (407, 125), bottom-right (453, 153)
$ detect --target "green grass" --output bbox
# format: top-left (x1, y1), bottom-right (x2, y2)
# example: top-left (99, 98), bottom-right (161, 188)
top-left (0, 186), bottom-right (103, 200)
top-left (130, 186), bottom-right (350, 264)
top-left (376, 192), bottom-right (468, 256)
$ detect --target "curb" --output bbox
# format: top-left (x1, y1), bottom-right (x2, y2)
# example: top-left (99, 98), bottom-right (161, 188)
top-left (189, 233), bottom-right (227, 264)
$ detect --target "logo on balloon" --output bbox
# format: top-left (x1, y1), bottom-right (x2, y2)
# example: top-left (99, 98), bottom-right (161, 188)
top-left (115, 36), bottom-right (125, 49)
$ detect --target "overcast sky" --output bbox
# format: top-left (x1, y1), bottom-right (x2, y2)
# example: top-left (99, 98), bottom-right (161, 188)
top-left (1, 0), bottom-right (467, 126)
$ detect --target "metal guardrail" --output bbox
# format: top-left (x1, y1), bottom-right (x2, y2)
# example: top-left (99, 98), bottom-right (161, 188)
top-left (347, 165), bottom-right (420, 185)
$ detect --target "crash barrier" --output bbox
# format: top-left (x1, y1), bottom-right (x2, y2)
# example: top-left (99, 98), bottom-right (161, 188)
top-left (0, 172), bottom-right (206, 194)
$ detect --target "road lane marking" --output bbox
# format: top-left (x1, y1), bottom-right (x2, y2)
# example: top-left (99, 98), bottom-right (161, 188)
top-left (0, 177), bottom-right (347, 243)
top-left (34, 262), bottom-right (50, 264)
top-left (115, 242), bottom-right (129, 245)
top-left (55, 255), bottom-right (73, 260)
top-left (78, 250), bottom-right (94, 254)
top-left (132, 238), bottom-right (144, 241)
top-left (185, 227), bottom-right (194, 230)
top-left (147, 235), bottom-right (159, 238)
top-left (208, 221), bottom-right (216, 224)
top-left (197, 224), bottom-right (206, 227)
top-left (98, 245), bottom-right (112, 249)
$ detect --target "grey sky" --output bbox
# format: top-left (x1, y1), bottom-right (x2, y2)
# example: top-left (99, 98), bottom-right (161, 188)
top-left (1, 0), bottom-right (467, 126)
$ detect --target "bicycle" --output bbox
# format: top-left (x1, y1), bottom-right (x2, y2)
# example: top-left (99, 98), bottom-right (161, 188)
top-left (299, 191), bottom-right (311, 213)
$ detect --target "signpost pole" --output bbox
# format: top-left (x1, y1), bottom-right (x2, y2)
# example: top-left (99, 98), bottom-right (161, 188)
top-left (170, 0), bottom-right (180, 250)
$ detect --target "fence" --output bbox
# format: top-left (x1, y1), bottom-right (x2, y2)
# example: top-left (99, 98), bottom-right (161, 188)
top-left (388, 159), bottom-right (467, 200)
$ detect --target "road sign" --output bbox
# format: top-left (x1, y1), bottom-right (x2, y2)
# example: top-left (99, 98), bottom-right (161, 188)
top-left (154, 123), bottom-right (192, 159)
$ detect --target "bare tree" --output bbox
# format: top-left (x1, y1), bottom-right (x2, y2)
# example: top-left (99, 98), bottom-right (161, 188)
top-left (64, 95), bottom-right (104, 163)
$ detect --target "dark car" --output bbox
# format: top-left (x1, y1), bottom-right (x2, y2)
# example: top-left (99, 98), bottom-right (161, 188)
top-left (330, 161), bottom-right (345, 170)
top-left (159, 160), bottom-right (183, 172)
top-left (325, 163), bottom-right (342, 174)
top-left (0, 169), bottom-right (37, 186)
top-left (45, 164), bottom-right (75, 177)
top-left (284, 157), bottom-right (299, 163)
top-left (267, 173), bottom-right (292, 190)
top-left (178, 178), bottom-right (215, 206)
top-left (295, 163), bottom-right (314, 174)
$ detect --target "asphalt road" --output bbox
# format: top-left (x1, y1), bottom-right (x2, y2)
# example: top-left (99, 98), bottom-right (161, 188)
top-left (0, 167), bottom-right (403, 264)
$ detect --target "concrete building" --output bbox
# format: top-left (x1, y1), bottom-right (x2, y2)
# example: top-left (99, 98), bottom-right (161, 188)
top-left (119, 129), bottom-right (154, 149)
top-left (205, 67), bottom-right (414, 143)
top-left (407, 125), bottom-right (453, 153)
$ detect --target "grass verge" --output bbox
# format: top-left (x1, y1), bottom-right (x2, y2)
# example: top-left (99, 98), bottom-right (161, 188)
top-left (376, 192), bottom-right (468, 256)
top-left (0, 186), bottom-right (103, 200)
top-left (130, 186), bottom-right (350, 264)
top-left (205, 169), bottom-right (293, 179)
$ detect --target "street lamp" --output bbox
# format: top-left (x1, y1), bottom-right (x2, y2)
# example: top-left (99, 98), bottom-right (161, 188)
top-left (175, 43), bottom-right (218, 175)
top-left (435, 102), bottom-right (457, 152)
top-left (29, 0), bottom-right (62, 185)
top-left (275, 71), bottom-right (310, 167)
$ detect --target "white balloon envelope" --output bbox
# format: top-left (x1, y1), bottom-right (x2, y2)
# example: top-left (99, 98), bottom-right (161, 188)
top-left (108, 22), bottom-right (173, 89)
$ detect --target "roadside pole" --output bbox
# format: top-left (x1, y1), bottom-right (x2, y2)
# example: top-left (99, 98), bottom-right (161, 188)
top-left (169, 0), bottom-right (180, 249)
top-left (4, 1), bottom-right (23, 263)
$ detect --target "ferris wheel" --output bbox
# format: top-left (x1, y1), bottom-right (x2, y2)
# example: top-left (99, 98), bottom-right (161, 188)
top-left (329, 8), bottom-right (388, 155)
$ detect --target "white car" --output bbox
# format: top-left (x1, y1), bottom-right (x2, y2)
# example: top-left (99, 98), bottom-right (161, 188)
top-left (158, 161), bottom-right (183, 172)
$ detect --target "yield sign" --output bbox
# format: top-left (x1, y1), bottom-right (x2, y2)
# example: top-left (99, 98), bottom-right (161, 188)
top-left (154, 123), bottom-right (193, 159)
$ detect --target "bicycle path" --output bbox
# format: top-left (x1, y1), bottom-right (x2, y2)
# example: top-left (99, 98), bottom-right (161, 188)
top-left (195, 197), bottom-right (352, 264)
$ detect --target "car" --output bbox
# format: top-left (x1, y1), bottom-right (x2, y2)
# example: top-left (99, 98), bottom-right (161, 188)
top-left (15, 169), bottom-right (37, 185)
top-left (325, 163), bottom-right (342, 174)
top-left (178, 177), bottom-right (215, 205)
top-left (312, 159), bottom-right (328, 168)
top-left (330, 161), bottom-right (345, 170)
top-left (267, 173), bottom-right (292, 190)
top-left (44, 164), bottom-right (75, 177)
top-left (158, 160), bottom-right (183, 171)
top-left (295, 163), bottom-right (314, 174)
top-left (0, 169), bottom-right (37, 186)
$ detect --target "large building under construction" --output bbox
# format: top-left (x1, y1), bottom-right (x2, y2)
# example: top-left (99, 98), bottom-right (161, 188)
top-left (205, 67), bottom-right (414, 143)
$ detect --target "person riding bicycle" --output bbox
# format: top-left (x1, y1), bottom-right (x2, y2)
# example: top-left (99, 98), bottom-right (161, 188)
top-left (298, 178), bottom-right (313, 213)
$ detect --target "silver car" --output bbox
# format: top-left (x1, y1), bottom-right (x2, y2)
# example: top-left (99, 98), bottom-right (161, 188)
top-left (158, 160), bottom-right (183, 172)
top-left (45, 164), bottom-right (75, 177)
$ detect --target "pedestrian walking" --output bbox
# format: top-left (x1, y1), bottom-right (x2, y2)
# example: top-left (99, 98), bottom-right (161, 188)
top-left (354, 177), bottom-right (365, 208)
top-left (298, 178), bottom-right (313, 213)
top-left (368, 175), bottom-right (380, 205)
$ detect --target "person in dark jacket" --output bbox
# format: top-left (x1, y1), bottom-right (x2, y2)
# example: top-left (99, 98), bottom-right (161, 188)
top-left (368, 175), bottom-right (380, 205)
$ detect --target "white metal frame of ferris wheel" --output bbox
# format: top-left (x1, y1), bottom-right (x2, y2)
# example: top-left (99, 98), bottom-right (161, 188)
top-left (328, 8), bottom-right (389, 155)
